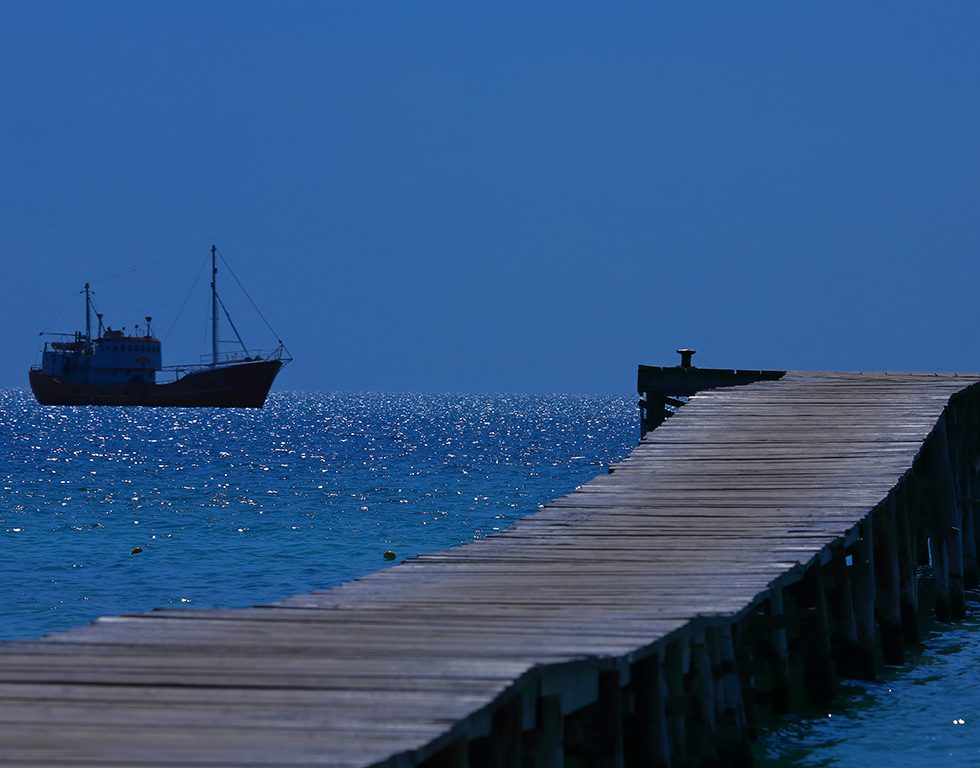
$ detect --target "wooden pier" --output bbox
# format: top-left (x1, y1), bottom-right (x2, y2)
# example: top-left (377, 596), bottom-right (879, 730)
top-left (3, 368), bottom-right (980, 766)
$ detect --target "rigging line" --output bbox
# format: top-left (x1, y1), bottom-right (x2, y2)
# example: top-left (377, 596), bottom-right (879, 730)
top-left (163, 251), bottom-right (210, 343)
top-left (93, 246), bottom-right (207, 284)
top-left (40, 247), bottom-right (205, 335)
top-left (216, 293), bottom-right (250, 357)
top-left (214, 247), bottom-right (288, 345)
top-left (39, 292), bottom-right (82, 335)
top-left (89, 296), bottom-right (102, 332)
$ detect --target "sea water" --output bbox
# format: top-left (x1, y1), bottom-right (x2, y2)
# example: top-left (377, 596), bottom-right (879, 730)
top-left (0, 389), bottom-right (637, 640)
top-left (755, 597), bottom-right (980, 766)
top-left (2, 388), bottom-right (979, 764)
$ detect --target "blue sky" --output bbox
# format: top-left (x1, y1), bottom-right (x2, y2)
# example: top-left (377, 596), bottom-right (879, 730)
top-left (3, 2), bottom-right (979, 393)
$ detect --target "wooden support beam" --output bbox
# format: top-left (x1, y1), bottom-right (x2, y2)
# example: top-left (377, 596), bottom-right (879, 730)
top-left (778, 584), bottom-right (810, 713)
top-left (663, 640), bottom-right (687, 764)
top-left (968, 395), bottom-right (980, 586)
top-left (851, 517), bottom-right (877, 679)
top-left (800, 564), bottom-right (836, 705)
top-left (707, 626), bottom-right (725, 729)
top-left (964, 490), bottom-right (979, 588)
top-left (911, 474), bottom-right (933, 567)
top-left (718, 624), bottom-right (752, 767)
top-left (826, 542), bottom-right (861, 678)
top-left (973, 458), bottom-right (980, 587)
top-left (927, 416), bottom-right (966, 620)
top-left (950, 403), bottom-right (979, 587)
top-left (590, 670), bottom-right (625, 768)
top-left (627, 654), bottom-right (670, 768)
top-left (468, 698), bottom-right (523, 768)
top-left (873, 497), bottom-right (904, 664)
top-left (930, 529), bottom-right (953, 623)
top-left (682, 626), bottom-right (716, 764)
top-left (894, 485), bottom-right (921, 646)
top-left (766, 587), bottom-right (791, 714)
top-left (731, 621), bottom-right (758, 739)
top-left (719, 625), bottom-right (745, 731)
top-left (523, 696), bottom-right (564, 768)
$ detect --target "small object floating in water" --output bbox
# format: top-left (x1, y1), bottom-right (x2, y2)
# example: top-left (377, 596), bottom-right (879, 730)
top-left (131, 546), bottom-right (143, 555)
top-left (383, 551), bottom-right (396, 561)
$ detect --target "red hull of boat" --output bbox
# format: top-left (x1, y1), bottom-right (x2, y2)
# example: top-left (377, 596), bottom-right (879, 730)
top-left (29, 360), bottom-right (283, 408)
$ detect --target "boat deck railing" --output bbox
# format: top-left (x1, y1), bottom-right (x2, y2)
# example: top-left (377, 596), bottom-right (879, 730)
top-left (160, 346), bottom-right (290, 376)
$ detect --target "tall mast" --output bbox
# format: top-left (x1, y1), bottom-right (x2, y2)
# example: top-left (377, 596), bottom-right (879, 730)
top-left (211, 244), bottom-right (218, 366)
top-left (83, 283), bottom-right (92, 347)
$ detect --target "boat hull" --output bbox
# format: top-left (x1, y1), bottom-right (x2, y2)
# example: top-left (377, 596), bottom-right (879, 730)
top-left (29, 359), bottom-right (283, 408)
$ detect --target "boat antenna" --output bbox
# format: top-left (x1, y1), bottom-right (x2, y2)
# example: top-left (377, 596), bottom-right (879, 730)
top-left (211, 244), bottom-right (219, 366)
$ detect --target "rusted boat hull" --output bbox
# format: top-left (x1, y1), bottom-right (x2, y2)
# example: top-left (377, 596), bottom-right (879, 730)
top-left (29, 359), bottom-right (283, 408)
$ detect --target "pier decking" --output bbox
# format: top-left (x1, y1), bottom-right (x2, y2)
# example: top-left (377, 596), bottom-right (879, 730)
top-left (3, 371), bottom-right (980, 766)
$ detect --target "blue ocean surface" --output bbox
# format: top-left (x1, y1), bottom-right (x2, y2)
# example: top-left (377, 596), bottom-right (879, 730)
top-left (0, 389), bottom-right (637, 640)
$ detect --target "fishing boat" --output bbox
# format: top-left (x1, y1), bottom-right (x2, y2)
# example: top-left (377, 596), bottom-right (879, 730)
top-left (28, 245), bottom-right (290, 407)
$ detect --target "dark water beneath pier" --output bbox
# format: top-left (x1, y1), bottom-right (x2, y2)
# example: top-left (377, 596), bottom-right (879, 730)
top-left (755, 595), bottom-right (980, 767)
top-left (2, 388), bottom-right (978, 764)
